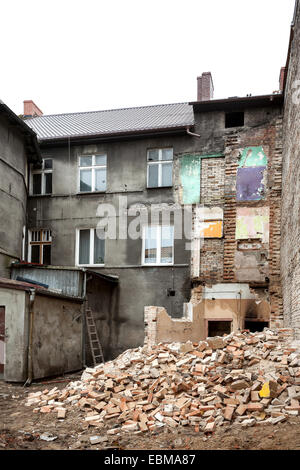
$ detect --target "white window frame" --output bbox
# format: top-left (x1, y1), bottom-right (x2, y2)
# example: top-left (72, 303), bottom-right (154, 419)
top-left (75, 228), bottom-right (105, 267)
top-left (30, 158), bottom-right (53, 195)
top-left (28, 229), bottom-right (52, 264)
top-left (78, 154), bottom-right (107, 193)
top-left (147, 148), bottom-right (173, 188)
top-left (142, 225), bottom-right (174, 266)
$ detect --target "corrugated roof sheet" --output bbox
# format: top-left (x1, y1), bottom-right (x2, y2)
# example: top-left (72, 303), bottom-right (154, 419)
top-left (24, 102), bottom-right (194, 141)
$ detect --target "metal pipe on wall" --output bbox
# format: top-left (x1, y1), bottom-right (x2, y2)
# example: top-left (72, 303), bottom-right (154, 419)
top-left (24, 288), bottom-right (36, 387)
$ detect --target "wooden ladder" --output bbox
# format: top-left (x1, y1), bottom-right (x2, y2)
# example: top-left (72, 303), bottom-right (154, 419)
top-left (85, 308), bottom-right (105, 366)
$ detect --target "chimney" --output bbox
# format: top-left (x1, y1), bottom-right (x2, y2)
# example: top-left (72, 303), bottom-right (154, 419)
top-left (197, 72), bottom-right (214, 101)
top-left (23, 100), bottom-right (43, 117)
top-left (279, 67), bottom-right (286, 93)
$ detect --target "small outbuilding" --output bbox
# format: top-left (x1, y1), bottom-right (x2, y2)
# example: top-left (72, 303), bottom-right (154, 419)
top-left (0, 277), bottom-right (84, 383)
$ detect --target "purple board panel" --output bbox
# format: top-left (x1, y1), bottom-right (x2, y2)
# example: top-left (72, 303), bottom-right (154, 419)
top-left (236, 166), bottom-right (266, 201)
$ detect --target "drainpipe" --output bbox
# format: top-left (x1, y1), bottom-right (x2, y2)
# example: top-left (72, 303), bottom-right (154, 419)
top-left (82, 270), bottom-right (87, 368)
top-left (186, 127), bottom-right (201, 139)
top-left (24, 289), bottom-right (36, 387)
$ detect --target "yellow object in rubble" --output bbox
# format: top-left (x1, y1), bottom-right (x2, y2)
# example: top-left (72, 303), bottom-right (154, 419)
top-left (259, 382), bottom-right (270, 398)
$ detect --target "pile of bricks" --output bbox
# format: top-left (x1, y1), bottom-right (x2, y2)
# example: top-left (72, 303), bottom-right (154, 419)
top-left (25, 328), bottom-right (300, 436)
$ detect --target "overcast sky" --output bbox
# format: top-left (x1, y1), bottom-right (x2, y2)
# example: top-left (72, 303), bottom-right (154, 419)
top-left (0, 0), bottom-right (296, 116)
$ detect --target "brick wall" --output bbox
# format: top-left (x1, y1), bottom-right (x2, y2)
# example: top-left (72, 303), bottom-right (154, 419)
top-left (281, 1), bottom-right (300, 337)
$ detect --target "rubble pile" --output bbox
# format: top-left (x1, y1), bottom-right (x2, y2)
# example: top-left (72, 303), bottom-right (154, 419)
top-left (25, 328), bottom-right (300, 436)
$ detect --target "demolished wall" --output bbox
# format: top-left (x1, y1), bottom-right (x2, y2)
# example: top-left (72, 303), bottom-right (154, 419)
top-left (144, 284), bottom-right (271, 349)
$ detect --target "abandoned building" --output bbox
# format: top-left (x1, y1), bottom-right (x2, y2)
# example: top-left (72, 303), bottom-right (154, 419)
top-left (20, 76), bottom-right (284, 357)
top-left (0, 0), bottom-right (299, 381)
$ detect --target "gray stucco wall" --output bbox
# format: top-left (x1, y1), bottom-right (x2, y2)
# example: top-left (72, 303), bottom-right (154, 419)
top-left (0, 116), bottom-right (28, 277)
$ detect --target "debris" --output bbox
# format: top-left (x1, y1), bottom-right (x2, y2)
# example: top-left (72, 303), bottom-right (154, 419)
top-left (24, 327), bottom-right (297, 437)
top-left (39, 432), bottom-right (58, 442)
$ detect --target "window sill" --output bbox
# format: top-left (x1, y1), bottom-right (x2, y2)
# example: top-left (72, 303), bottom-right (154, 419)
top-left (142, 263), bottom-right (174, 267)
top-left (76, 191), bottom-right (107, 196)
top-left (147, 186), bottom-right (173, 190)
top-left (76, 264), bottom-right (105, 268)
top-left (29, 193), bottom-right (53, 197)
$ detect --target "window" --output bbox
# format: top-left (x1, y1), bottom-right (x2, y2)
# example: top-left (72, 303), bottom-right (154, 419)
top-left (142, 225), bottom-right (174, 265)
top-left (31, 159), bottom-right (53, 195)
top-left (79, 155), bottom-right (107, 192)
top-left (225, 112), bottom-right (244, 128)
top-left (147, 148), bottom-right (173, 188)
top-left (29, 229), bottom-right (52, 265)
top-left (76, 228), bottom-right (105, 266)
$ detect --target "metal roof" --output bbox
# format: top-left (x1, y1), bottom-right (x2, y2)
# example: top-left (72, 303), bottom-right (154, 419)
top-left (24, 102), bottom-right (194, 142)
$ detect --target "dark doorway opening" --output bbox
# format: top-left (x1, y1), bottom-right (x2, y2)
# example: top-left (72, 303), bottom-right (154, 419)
top-left (208, 321), bottom-right (232, 337)
top-left (244, 321), bottom-right (269, 333)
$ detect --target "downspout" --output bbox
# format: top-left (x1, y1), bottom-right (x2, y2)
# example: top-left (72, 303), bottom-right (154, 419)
top-left (186, 127), bottom-right (201, 139)
top-left (82, 270), bottom-right (87, 368)
top-left (24, 288), bottom-right (36, 387)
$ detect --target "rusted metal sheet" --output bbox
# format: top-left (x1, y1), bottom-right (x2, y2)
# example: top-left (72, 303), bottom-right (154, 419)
top-left (11, 267), bottom-right (84, 298)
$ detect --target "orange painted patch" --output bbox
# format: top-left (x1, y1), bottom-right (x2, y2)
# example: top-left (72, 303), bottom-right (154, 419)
top-left (200, 220), bottom-right (223, 238)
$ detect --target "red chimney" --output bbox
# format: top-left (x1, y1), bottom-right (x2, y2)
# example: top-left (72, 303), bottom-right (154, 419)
top-left (197, 72), bottom-right (214, 101)
top-left (279, 67), bottom-right (286, 92)
top-left (23, 100), bottom-right (43, 117)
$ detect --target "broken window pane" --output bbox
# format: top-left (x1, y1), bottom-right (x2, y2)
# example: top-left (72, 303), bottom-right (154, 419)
top-left (79, 229), bottom-right (90, 264)
top-left (161, 162), bottom-right (172, 186)
top-left (144, 226), bottom-right (157, 264)
top-left (95, 168), bottom-right (106, 191)
top-left (94, 230), bottom-right (105, 264)
top-left (80, 169), bottom-right (92, 192)
top-left (32, 173), bottom-right (42, 195)
top-left (148, 164), bottom-right (159, 188)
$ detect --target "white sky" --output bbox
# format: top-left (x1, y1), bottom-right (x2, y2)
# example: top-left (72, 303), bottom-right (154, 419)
top-left (0, 0), bottom-right (296, 116)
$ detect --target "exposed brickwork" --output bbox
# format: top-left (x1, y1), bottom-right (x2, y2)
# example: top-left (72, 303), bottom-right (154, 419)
top-left (200, 239), bottom-right (224, 283)
top-left (200, 157), bottom-right (225, 205)
top-left (281, 1), bottom-right (300, 338)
